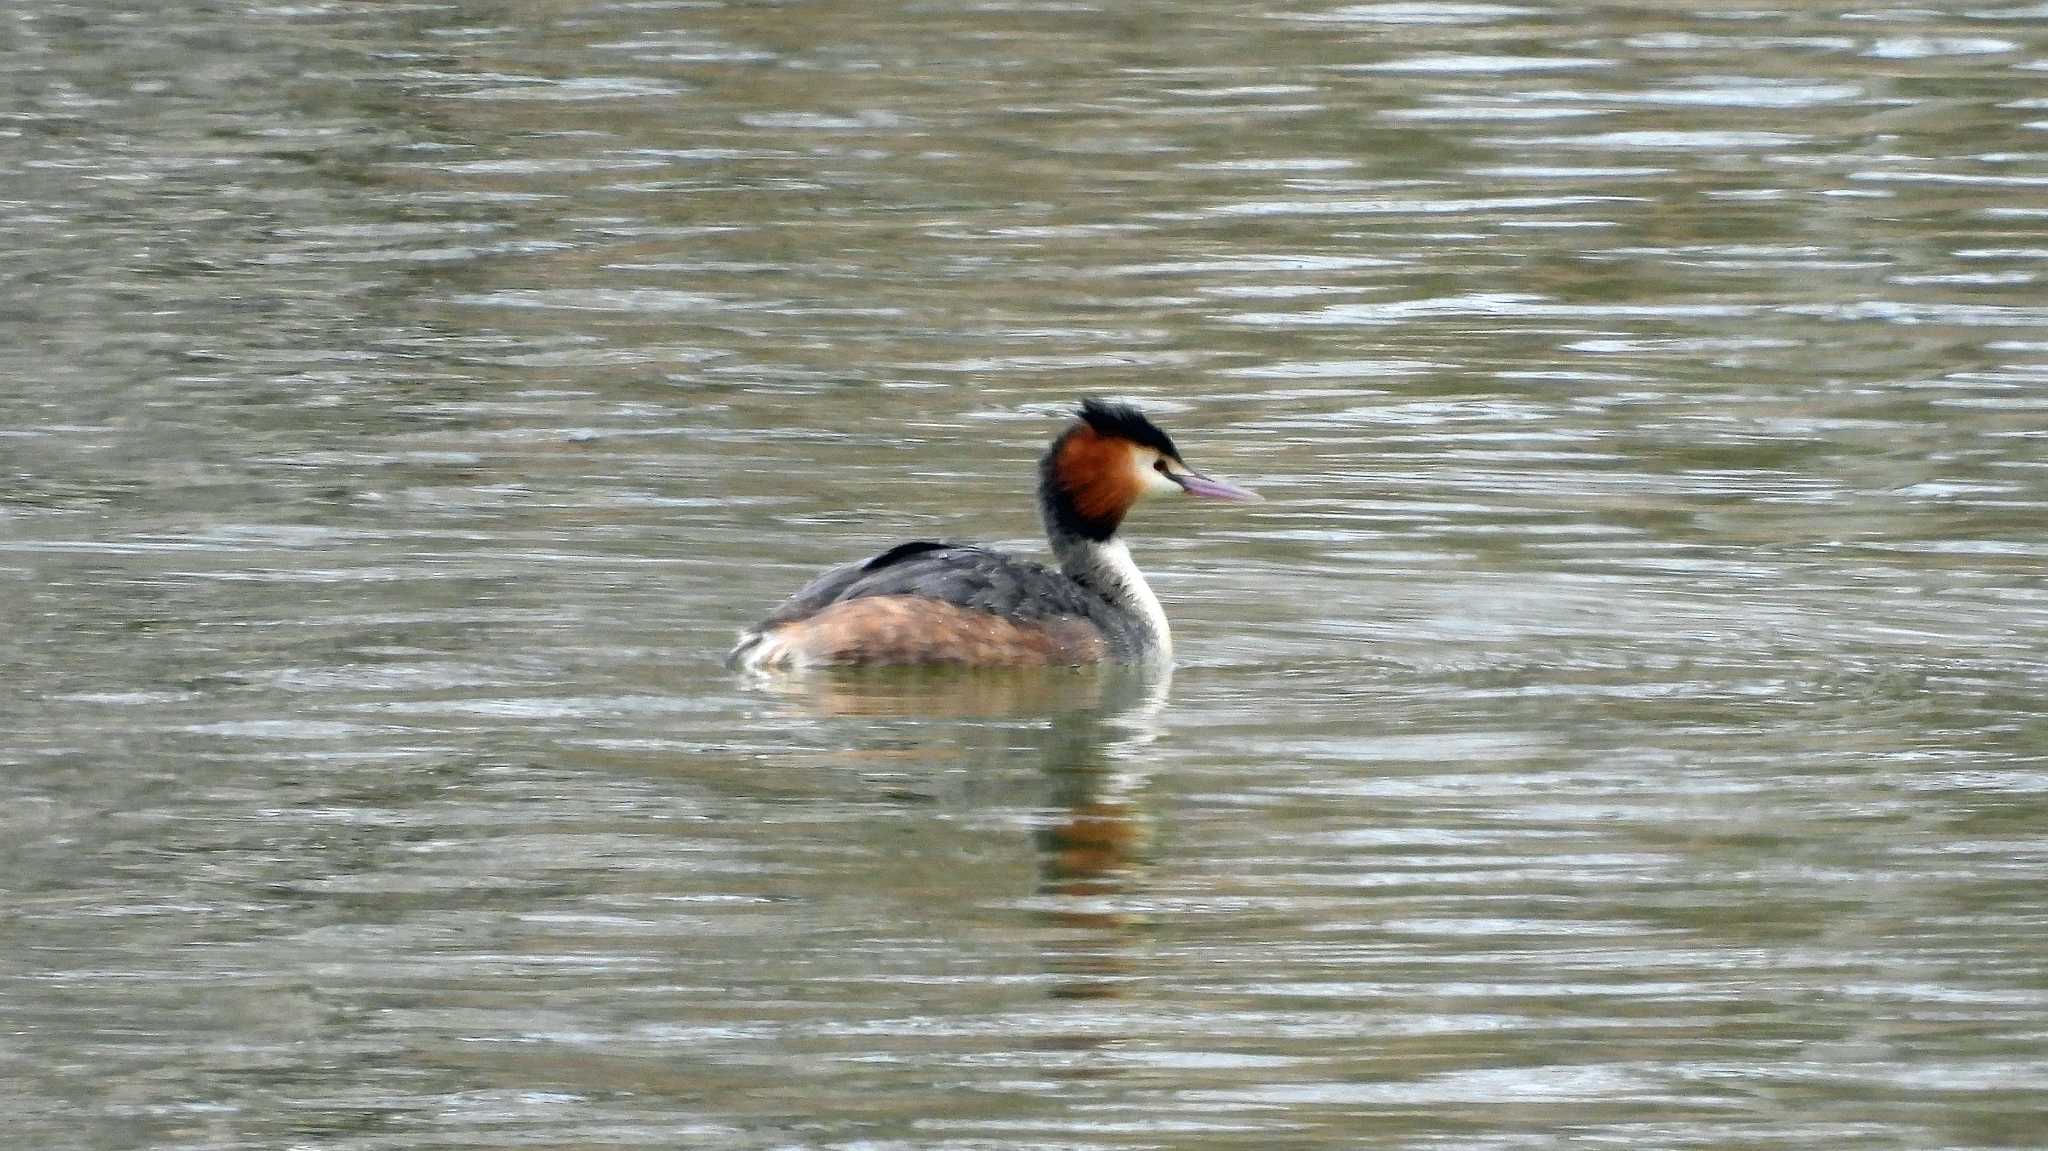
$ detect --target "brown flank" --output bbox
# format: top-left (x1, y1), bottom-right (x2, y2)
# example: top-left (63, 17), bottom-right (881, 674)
top-left (767, 595), bottom-right (1108, 666)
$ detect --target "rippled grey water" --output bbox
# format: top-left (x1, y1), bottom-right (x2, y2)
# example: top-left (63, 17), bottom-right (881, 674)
top-left (6, 2), bottom-right (2048, 1148)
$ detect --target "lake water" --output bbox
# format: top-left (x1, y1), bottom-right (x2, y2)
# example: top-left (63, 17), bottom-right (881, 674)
top-left (4, 2), bottom-right (2047, 1148)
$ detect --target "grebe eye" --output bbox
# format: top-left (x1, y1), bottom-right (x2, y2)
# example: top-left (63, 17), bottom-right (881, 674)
top-left (1154, 458), bottom-right (1170, 474)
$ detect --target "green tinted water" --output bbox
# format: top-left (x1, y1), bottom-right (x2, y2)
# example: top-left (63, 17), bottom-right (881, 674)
top-left (3, 2), bottom-right (2046, 1147)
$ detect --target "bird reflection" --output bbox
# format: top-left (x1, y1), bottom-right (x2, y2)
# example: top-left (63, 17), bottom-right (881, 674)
top-left (1032, 667), bottom-right (1167, 1000)
top-left (748, 663), bottom-right (1170, 1000)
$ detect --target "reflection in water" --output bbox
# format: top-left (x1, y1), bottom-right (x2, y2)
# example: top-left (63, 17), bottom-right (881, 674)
top-left (751, 665), bottom-right (1171, 1002)
top-left (742, 664), bottom-right (1127, 720)
top-left (1032, 669), bottom-right (1169, 1001)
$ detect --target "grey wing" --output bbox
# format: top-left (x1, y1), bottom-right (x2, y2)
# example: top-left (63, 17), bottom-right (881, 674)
top-left (754, 543), bottom-right (928, 628)
top-left (759, 541), bottom-right (1102, 626)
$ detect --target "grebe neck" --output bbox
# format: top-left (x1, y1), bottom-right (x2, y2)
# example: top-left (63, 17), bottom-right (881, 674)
top-left (1052, 534), bottom-right (1170, 662)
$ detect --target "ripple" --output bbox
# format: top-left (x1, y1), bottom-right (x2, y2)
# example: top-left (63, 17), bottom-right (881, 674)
top-left (1205, 194), bottom-right (1638, 217)
top-left (1273, 2), bottom-right (1541, 23)
top-left (1533, 80), bottom-right (1864, 108)
top-left (1182, 1064), bottom-right (1667, 1105)
top-left (1223, 292), bottom-right (1756, 325)
top-left (1219, 358), bottom-right (1447, 378)
top-left (437, 76), bottom-right (688, 101)
top-left (1509, 130), bottom-right (1811, 149)
top-left (1344, 54), bottom-right (1610, 73)
top-left (1382, 104), bottom-right (1608, 122)
top-left (1863, 36), bottom-right (2022, 59)
top-left (738, 110), bottom-right (907, 130)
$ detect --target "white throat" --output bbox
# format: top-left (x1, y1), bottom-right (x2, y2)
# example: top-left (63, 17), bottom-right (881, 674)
top-left (1055, 536), bottom-right (1171, 662)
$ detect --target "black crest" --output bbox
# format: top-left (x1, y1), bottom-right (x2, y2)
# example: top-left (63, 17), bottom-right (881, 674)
top-left (1077, 398), bottom-right (1180, 460)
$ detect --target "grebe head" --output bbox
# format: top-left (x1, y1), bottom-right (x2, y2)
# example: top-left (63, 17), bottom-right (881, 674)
top-left (1039, 398), bottom-right (1260, 543)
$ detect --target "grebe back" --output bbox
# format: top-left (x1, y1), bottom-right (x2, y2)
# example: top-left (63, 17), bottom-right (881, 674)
top-left (727, 399), bottom-right (1258, 671)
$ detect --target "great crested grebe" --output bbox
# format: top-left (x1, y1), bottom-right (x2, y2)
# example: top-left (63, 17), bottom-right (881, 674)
top-left (727, 399), bottom-right (1259, 671)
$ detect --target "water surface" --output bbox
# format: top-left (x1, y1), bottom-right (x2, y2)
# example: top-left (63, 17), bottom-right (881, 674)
top-left (4, 2), bottom-right (2047, 1148)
